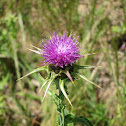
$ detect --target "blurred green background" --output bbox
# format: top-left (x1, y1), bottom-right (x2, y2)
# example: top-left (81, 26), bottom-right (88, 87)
top-left (0, 0), bottom-right (126, 126)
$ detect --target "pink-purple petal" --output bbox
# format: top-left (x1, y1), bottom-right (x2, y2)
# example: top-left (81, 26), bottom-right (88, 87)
top-left (41, 31), bottom-right (81, 67)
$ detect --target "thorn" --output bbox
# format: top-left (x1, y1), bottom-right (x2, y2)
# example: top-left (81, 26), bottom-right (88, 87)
top-left (65, 71), bottom-right (75, 86)
top-left (26, 48), bottom-right (41, 54)
top-left (42, 80), bottom-right (52, 102)
top-left (30, 44), bottom-right (41, 50)
top-left (82, 52), bottom-right (100, 57)
top-left (79, 74), bottom-right (104, 90)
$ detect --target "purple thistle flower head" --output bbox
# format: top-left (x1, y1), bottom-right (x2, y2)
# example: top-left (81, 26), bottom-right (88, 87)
top-left (42, 31), bottom-right (81, 68)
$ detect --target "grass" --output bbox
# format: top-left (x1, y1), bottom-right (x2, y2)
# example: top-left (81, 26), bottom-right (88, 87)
top-left (0, 0), bottom-right (126, 125)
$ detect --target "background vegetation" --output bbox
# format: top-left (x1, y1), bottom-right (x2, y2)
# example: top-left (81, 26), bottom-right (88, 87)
top-left (0, 0), bottom-right (126, 125)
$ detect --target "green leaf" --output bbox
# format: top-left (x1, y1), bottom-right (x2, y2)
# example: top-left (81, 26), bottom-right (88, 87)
top-left (0, 73), bottom-right (9, 90)
top-left (59, 80), bottom-right (72, 106)
top-left (67, 123), bottom-right (74, 126)
top-left (64, 114), bottom-right (93, 126)
top-left (112, 26), bottom-right (121, 33)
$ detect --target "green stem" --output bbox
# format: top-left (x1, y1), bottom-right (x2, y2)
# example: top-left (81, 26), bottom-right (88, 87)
top-left (58, 86), bottom-right (65, 126)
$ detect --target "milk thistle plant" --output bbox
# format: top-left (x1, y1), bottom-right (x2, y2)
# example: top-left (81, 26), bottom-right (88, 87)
top-left (19, 31), bottom-right (102, 126)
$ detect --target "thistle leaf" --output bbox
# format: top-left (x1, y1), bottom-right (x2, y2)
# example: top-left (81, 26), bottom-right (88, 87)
top-left (65, 114), bottom-right (93, 126)
top-left (78, 74), bottom-right (103, 90)
top-left (59, 80), bottom-right (72, 106)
